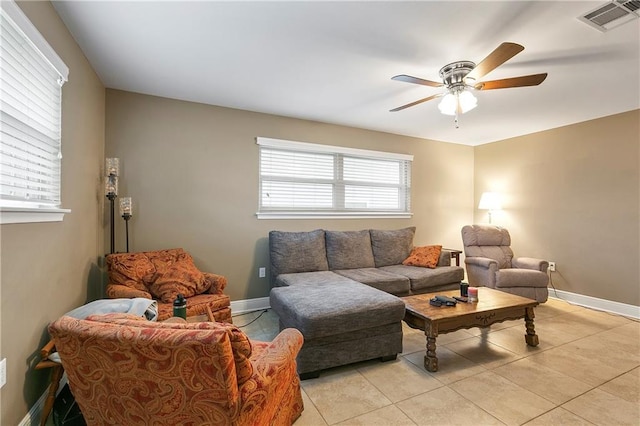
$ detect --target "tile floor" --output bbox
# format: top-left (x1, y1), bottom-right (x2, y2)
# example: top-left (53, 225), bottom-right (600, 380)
top-left (235, 297), bottom-right (640, 426)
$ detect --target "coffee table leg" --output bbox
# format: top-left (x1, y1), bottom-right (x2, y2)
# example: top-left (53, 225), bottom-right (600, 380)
top-left (524, 307), bottom-right (539, 346)
top-left (424, 322), bottom-right (438, 372)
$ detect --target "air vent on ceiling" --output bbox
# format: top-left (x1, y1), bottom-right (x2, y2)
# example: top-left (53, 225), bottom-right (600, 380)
top-left (578, 0), bottom-right (640, 32)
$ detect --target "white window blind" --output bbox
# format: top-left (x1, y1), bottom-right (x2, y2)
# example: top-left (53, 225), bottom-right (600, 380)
top-left (0, 0), bottom-right (69, 217)
top-left (257, 137), bottom-right (413, 219)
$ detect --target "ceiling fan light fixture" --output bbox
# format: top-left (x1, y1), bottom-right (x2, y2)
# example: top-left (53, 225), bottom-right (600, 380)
top-left (438, 89), bottom-right (477, 116)
top-left (458, 90), bottom-right (478, 113)
top-left (438, 92), bottom-right (458, 116)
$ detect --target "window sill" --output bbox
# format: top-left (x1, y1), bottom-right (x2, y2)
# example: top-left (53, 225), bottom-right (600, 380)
top-left (256, 211), bottom-right (413, 220)
top-left (0, 207), bottom-right (71, 224)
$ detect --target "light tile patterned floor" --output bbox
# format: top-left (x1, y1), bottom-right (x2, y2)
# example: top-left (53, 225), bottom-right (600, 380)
top-left (237, 298), bottom-right (640, 426)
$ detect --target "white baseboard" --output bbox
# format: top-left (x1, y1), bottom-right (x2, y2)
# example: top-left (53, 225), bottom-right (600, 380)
top-left (20, 374), bottom-right (68, 426)
top-left (230, 297), bottom-right (270, 315)
top-left (549, 289), bottom-right (640, 320)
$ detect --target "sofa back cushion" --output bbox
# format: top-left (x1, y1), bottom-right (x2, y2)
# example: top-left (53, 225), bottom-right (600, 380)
top-left (269, 229), bottom-right (329, 277)
top-left (325, 230), bottom-right (375, 270)
top-left (370, 227), bottom-right (416, 267)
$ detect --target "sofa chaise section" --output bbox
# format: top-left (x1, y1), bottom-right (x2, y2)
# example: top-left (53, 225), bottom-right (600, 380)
top-left (270, 281), bottom-right (405, 379)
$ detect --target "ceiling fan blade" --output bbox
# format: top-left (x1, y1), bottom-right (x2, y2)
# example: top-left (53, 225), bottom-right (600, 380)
top-left (474, 73), bottom-right (547, 90)
top-left (390, 94), bottom-right (442, 112)
top-left (465, 42), bottom-right (525, 81)
top-left (391, 74), bottom-right (443, 88)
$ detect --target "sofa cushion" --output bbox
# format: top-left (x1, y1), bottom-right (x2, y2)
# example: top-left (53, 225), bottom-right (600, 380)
top-left (402, 245), bottom-right (442, 268)
top-left (106, 253), bottom-right (155, 294)
top-left (325, 230), bottom-right (375, 270)
top-left (334, 268), bottom-right (411, 296)
top-left (270, 282), bottom-right (406, 340)
top-left (380, 264), bottom-right (464, 293)
top-left (144, 249), bottom-right (210, 303)
top-left (275, 271), bottom-right (358, 287)
top-left (370, 227), bottom-right (416, 267)
top-left (269, 229), bottom-right (329, 277)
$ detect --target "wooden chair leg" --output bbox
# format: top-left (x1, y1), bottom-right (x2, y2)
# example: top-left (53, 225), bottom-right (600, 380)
top-left (40, 365), bottom-right (64, 426)
top-left (206, 305), bottom-right (215, 322)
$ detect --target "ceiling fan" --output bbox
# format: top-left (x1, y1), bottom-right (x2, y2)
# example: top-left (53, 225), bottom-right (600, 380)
top-left (390, 42), bottom-right (547, 126)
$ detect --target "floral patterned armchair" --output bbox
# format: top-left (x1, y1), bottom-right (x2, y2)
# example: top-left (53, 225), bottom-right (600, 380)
top-left (106, 248), bottom-right (232, 322)
top-left (49, 314), bottom-right (304, 425)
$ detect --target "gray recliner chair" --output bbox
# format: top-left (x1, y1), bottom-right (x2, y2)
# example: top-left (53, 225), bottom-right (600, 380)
top-left (461, 225), bottom-right (549, 303)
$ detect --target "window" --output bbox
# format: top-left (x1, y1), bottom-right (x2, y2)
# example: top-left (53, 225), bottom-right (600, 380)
top-left (0, 0), bottom-right (69, 224)
top-left (257, 137), bottom-right (413, 219)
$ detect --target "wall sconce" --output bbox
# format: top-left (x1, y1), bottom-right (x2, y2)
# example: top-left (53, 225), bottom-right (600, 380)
top-left (105, 158), bottom-right (119, 254)
top-left (478, 192), bottom-right (502, 224)
top-left (119, 197), bottom-right (132, 253)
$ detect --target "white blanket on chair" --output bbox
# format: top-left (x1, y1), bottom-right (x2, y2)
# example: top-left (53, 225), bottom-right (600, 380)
top-left (48, 298), bottom-right (158, 363)
top-left (63, 298), bottom-right (158, 321)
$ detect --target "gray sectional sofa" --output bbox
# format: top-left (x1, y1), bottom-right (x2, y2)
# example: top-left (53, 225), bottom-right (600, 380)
top-left (270, 227), bottom-right (464, 296)
top-left (268, 227), bottom-right (465, 378)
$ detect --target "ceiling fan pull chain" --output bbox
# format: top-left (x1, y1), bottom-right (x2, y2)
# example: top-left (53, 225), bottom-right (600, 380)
top-left (454, 112), bottom-right (460, 129)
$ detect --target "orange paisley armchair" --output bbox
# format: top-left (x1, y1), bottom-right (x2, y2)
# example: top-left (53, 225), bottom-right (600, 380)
top-left (106, 248), bottom-right (232, 322)
top-left (49, 314), bottom-right (304, 426)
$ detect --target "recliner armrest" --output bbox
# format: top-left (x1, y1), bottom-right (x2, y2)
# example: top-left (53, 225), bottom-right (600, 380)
top-left (464, 256), bottom-right (498, 269)
top-left (513, 257), bottom-right (549, 273)
top-left (106, 283), bottom-right (152, 299)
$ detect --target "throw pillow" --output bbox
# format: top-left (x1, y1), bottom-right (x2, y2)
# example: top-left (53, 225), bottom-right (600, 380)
top-left (106, 253), bottom-right (155, 293)
top-left (370, 227), bottom-right (416, 267)
top-left (325, 230), bottom-right (375, 270)
top-left (403, 245), bottom-right (442, 268)
top-left (144, 249), bottom-right (210, 303)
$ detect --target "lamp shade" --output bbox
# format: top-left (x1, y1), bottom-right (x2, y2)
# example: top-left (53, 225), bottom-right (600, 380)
top-left (106, 158), bottom-right (119, 176)
top-left (120, 197), bottom-right (132, 216)
top-left (478, 192), bottom-right (502, 210)
top-left (438, 93), bottom-right (458, 116)
top-left (458, 90), bottom-right (478, 113)
top-left (438, 90), bottom-right (477, 116)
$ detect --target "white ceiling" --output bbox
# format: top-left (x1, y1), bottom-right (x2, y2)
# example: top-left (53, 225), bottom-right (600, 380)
top-left (51, 0), bottom-right (640, 146)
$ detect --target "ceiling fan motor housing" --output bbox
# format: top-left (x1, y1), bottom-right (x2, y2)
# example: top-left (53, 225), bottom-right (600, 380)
top-left (439, 61), bottom-right (476, 90)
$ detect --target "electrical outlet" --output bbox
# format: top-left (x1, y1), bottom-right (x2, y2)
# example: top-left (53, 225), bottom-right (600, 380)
top-left (0, 358), bottom-right (6, 388)
top-left (258, 267), bottom-right (266, 278)
top-left (548, 262), bottom-right (556, 272)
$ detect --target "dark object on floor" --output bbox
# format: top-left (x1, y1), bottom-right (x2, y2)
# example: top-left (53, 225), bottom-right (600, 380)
top-left (53, 384), bottom-right (86, 426)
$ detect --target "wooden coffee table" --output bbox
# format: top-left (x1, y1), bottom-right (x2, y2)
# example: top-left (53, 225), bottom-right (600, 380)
top-left (402, 287), bottom-right (539, 372)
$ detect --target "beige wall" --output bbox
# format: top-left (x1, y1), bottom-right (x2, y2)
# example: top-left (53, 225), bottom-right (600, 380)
top-left (105, 89), bottom-right (475, 301)
top-left (3, 4), bottom-right (637, 423)
top-left (0, 2), bottom-right (105, 424)
top-left (474, 110), bottom-right (640, 305)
